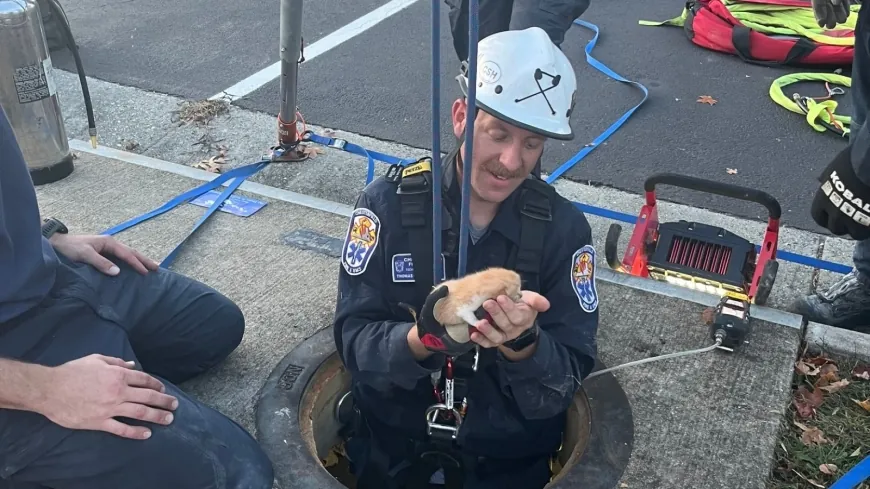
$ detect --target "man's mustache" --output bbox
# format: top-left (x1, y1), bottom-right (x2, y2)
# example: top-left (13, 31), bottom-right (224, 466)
top-left (480, 159), bottom-right (525, 179)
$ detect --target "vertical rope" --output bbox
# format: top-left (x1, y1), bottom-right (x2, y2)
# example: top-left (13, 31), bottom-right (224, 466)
top-left (457, 0), bottom-right (479, 277)
top-left (431, 0), bottom-right (444, 283)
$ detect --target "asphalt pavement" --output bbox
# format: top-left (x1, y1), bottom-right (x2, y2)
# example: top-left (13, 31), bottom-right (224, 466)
top-left (51, 0), bottom-right (855, 232)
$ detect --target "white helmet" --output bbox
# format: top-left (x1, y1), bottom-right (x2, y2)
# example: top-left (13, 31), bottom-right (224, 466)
top-left (456, 27), bottom-right (577, 140)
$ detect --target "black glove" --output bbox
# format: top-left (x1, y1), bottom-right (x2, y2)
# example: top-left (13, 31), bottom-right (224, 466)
top-left (811, 0), bottom-right (850, 29)
top-left (811, 146), bottom-right (870, 241)
top-left (403, 285), bottom-right (477, 357)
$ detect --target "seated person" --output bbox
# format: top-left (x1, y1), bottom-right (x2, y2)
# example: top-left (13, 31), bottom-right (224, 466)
top-left (0, 105), bottom-right (273, 489)
top-left (333, 27), bottom-right (599, 489)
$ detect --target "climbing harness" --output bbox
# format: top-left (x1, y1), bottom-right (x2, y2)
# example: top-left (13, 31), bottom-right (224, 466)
top-left (640, 0), bottom-right (858, 67)
top-left (769, 72), bottom-right (851, 137)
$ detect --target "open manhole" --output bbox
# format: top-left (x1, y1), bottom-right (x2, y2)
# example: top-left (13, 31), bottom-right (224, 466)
top-left (256, 327), bottom-right (634, 489)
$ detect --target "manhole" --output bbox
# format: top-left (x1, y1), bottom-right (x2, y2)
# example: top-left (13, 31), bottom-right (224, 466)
top-left (256, 327), bottom-right (634, 488)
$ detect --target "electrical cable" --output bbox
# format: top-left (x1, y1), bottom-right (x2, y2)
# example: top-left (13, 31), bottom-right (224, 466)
top-left (586, 335), bottom-right (726, 380)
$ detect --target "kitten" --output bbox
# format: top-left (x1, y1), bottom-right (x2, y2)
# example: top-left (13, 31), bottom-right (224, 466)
top-left (433, 267), bottom-right (523, 343)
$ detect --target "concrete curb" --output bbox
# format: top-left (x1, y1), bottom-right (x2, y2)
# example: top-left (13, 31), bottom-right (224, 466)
top-left (805, 322), bottom-right (870, 363)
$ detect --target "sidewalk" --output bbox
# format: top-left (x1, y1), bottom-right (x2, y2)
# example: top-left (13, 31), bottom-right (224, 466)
top-left (31, 145), bottom-right (848, 488)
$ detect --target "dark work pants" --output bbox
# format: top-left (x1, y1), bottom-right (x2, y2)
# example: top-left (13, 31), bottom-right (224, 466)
top-left (0, 255), bottom-right (274, 489)
top-left (445, 0), bottom-right (591, 63)
top-left (851, 1), bottom-right (870, 277)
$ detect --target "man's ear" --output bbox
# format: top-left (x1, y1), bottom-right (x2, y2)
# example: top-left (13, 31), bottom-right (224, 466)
top-left (451, 98), bottom-right (467, 140)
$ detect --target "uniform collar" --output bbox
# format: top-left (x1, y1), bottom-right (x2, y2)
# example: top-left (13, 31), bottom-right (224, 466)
top-left (441, 146), bottom-right (524, 245)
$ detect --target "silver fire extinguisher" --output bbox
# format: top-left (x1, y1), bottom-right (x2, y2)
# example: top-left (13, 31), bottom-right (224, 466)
top-left (0, 0), bottom-right (96, 185)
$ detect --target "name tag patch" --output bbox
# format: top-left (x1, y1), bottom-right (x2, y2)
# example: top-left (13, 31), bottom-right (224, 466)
top-left (391, 253), bottom-right (447, 283)
top-left (392, 253), bottom-right (415, 282)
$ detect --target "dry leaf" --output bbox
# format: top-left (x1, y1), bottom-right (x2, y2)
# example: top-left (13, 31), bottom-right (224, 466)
top-left (794, 385), bottom-right (825, 418)
top-left (853, 398), bottom-right (870, 413)
top-left (619, 484), bottom-right (628, 488)
top-left (697, 95), bottom-right (717, 105)
top-left (301, 144), bottom-right (324, 158)
top-left (794, 421), bottom-right (810, 432)
top-left (800, 426), bottom-right (830, 445)
top-left (853, 364), bottom-right (870, 380)
top-left (852, 448), bottom-right (863, 457)
top-left (726, 168), bottom-right (738, 175)
top-left (820, 463), bottom-right (838, 475)
top-left (816, 370), bottom-right (840, 387)
top-left (805, 355), bottom-right (836, 367)
top-left (796, 361), bottom-right (821, 376)
top-left (820, 379), bottom-right (850, 393)
top-left (321, 449), bottom-right (339, 468)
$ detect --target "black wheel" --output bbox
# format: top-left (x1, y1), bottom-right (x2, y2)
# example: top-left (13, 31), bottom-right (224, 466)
top-left (605, 223), bottom-right (624, 271)
top-left (255, 327), bottom-right (635, 489)
top-left (754, 259), bottom-right (778, 306)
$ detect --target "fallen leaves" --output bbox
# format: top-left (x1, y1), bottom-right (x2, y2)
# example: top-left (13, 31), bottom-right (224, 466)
top-left (697, 95), bottom-right (717, 105)
top-left (853, 398), bottom-right (870, 413)
top-left (852, 364), bottom-right (870, 380)
top-left (172, 99), bottom-right (230, 127)
top-left (820, 379), bottom-right (850, 394)
top-left (819, 463), bottom-right (838, 475)
top-left (794, 421), bottom-right (831, 445)
top-left (193, 146), bottom-right (230, 174)
top-left (794, 385), bottom-right (825, 419)
top-left (726, 168), bottom-right (738, 175)
top-left (301, 144), bottom-right (324, 158)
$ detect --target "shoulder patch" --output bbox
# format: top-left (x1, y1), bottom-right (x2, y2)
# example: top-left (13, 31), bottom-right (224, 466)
top-left (571, 245), bottom-right (599, 313)
top-left (342, 208), bottom-right (381, 276)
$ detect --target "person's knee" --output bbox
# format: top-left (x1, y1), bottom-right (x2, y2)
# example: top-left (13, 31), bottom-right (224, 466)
top-left (209, 293), bottom-right (246, 358)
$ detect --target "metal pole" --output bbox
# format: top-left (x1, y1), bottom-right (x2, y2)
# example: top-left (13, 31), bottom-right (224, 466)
top-left (431, 0), bottom-right (443, 284)
top-left (277, 0), bottom-right (305, 160)
top-left (457, 0), bottom-right (478, 277)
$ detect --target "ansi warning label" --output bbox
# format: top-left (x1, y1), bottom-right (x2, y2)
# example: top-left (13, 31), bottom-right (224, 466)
top-left (14, 57), bottom-right (57, 104)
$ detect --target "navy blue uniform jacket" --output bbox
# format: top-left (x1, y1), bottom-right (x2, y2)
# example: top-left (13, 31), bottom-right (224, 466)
top-left (333, 158), bottom-right (599, 460)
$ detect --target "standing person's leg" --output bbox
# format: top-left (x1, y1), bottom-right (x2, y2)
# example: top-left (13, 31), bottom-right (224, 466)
top-left (794, 2), bottom-right (870, 330)
top-left (445, 0), bottom-right (514, 63)
top-left (508, 0), bottom-right (590, 48)
top-left (0, 263), bottom-right (273, 489)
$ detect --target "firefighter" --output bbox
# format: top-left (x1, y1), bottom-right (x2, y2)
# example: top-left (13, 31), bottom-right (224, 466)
top-left (793, 0), bottom-right (870, 331)
top-left (333, 27), bottom-right (598, 489)
top-left (444, 0), bottom-right (591, 63)
top-left (0, 105), bottom-right (272, 488)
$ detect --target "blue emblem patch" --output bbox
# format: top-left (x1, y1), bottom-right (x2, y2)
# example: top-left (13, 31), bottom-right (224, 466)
top-left (571, 245), bottom-right (599, 313)
top-left (342, 208), bottom-right (381, 276)
top-left (392, 253), bottom-right (414, 282)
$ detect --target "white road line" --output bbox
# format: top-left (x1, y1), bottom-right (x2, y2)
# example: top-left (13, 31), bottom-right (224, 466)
top-left (210, 0), bottom-right (421, 102)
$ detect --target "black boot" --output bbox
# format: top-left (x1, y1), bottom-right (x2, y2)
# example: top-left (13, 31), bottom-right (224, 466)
top-left (791, 269), bottom-right (870, 331)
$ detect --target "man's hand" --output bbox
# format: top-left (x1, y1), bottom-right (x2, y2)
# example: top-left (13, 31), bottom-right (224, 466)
top-left (811, 147), bottom-right (870, 240)
top-left (35, 354), bottom-right (178, 440)
top-left (811, 0), bottom-right (850, 28)
top-left (471, 291), bottom-right (550, 349)
top-left (50, 234), bottom-right (159, 276)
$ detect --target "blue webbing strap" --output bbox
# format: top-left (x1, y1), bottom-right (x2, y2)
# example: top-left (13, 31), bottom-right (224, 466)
top-left (101, 160), bottom-right (269, 268)
top-left (303, 132), bottom-right (417, 185)
top-left (830, 454), bottom-right (870, 489)
top-left (544, 19), bottom-right (649, 184)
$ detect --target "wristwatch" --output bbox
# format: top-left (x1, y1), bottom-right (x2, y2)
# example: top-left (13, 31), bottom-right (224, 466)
top-left (41, 217), bottom-right (68, 239)
top-left (504, 322), bottom-right (539, 352)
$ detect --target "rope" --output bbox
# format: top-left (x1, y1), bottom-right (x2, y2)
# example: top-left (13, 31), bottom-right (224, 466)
top-left (456, 0), bottom-right (479, 278)
top-left (769, 72), bottom-right (852, 136)
top-left (431, 0), bottom-right (444, 283)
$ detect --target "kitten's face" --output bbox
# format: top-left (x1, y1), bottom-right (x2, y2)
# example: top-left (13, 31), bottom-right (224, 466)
top-left (451, 100), bottom-right (546, 204)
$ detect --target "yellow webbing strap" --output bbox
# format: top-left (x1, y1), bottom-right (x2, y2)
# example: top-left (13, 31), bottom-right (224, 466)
top-left (769, 72), bottom-right (851, 135)
top-left (640, 0), bottom-right (859, 47)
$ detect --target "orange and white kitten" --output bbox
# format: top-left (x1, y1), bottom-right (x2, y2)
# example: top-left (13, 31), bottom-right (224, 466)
top-left (432, 267), bottom-right (523, 343)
